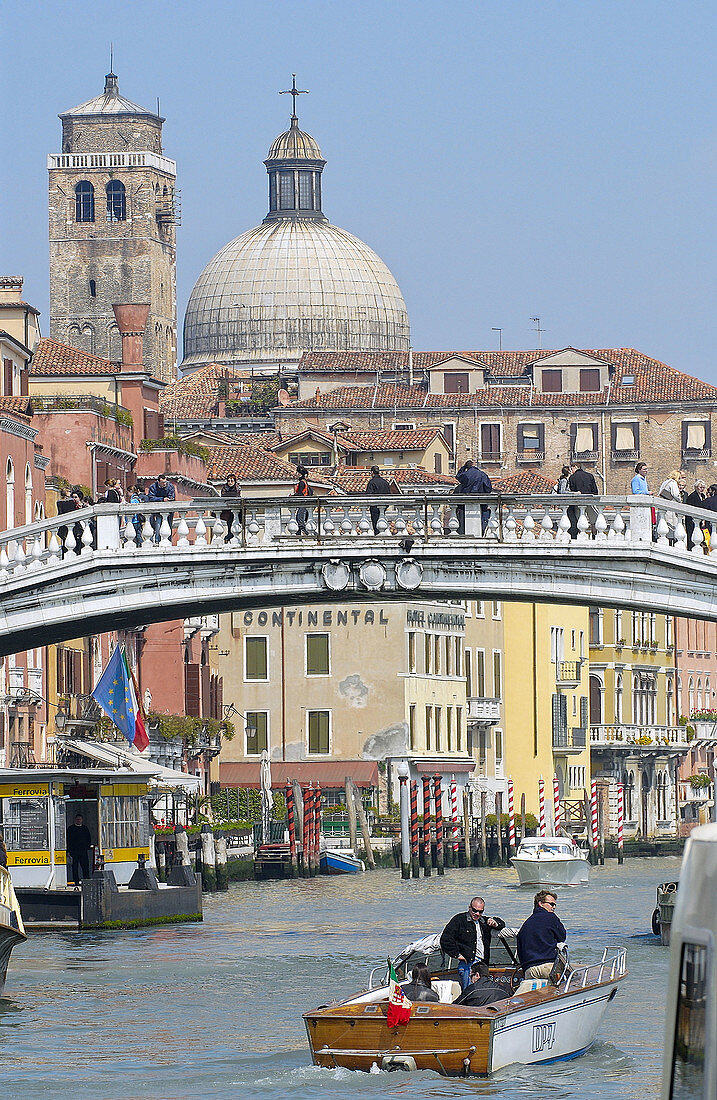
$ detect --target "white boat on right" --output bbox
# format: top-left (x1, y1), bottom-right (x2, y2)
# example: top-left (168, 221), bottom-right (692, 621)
top-left (511, 835), bottom-right (590, 887)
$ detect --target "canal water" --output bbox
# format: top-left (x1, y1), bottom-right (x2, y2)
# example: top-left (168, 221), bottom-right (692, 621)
top-left (1, 855), bottom-right (680, 1099)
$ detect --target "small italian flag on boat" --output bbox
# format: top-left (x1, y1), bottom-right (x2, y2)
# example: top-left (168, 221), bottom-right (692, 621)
top-left (386, 963), bottom-right (412, 1027)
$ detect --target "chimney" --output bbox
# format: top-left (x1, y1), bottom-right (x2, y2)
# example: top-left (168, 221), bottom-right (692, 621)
top-left (112, 303), bottom-right (150, 372)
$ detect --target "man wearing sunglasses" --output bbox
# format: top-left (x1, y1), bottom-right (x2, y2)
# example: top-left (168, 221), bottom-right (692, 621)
top-left (517, 890), bottom-right (567, 980)
top-left (440, 897), bottom-right (506, 991)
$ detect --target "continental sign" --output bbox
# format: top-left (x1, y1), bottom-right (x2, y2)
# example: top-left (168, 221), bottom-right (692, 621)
top-left (0, 782), bottom-right (49, 798)
top-left (7, 850), bottom-right (51, 866)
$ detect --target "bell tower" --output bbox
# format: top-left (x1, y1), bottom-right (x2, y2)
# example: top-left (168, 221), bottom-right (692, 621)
top-left (48, 71), bottom-right (179, 383)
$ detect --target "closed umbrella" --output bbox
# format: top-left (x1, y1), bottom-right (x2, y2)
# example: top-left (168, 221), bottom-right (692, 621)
top-left (260, 749), bottom-right (272, 846)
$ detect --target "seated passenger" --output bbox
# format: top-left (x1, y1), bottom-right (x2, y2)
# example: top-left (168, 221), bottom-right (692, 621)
top-left (453, 964), bottom-right (511, 1007)
top-left (402, 964), bottom-right (439, 1002)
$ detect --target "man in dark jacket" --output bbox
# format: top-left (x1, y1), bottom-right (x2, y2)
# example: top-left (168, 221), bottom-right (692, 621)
top-left (453, 964), bottom-right (511, 1006)
top-left (66, 812), bottom-right (92, 886)
top-left (454, 461), bottom-right (492, 535)
top-left (440, 896), bottom-right (506, 990)
top-left (517, 890), bottom-right (567, 980)
top-left (567, 463), bottom-right (598, 539)
top-left (147, 475), bottom-right (176, 542)
top-left (365, 466), bottom-right (392, 534)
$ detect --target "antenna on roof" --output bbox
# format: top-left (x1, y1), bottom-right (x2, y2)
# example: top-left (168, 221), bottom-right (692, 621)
top-left (530, 316), bottom-right (546, 350)
top-left (157, 97), bottom-right (161, 116)
top-left (491, 327), bottom-right (503, 351)
top-left (110, 43), bottom-right (113, 72)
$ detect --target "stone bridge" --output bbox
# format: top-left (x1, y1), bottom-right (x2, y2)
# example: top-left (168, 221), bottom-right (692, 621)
top-left (0, 492), bottom-right (715, 656)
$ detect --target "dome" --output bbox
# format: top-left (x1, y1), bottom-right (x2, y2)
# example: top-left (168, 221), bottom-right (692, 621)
top-left (182, 218), bottom-right (410, 368)
top-left (267, 119), bottom-right (323, 162)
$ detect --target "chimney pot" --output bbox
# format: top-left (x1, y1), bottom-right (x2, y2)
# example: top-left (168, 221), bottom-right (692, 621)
top-left (112, 303), bottom-right (150, 371)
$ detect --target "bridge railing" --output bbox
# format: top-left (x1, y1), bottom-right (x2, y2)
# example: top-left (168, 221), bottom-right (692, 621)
top-left (0, 492), bottom-right (713, 581)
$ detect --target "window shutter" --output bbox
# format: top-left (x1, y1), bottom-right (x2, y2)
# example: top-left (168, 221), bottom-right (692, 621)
top-left (517, 424), bottom-right (525, 451)
top-left (57, 648), bottom-right (64, 694)
top-left (3, 359), bottom-right (12, 396)
top-left (184, 664), bottom-right (200, 717)
top-left (72, 650), bottom-right (81, 694)
top-left (216, 677), bottom-right (223, 721)
top-left (20, 369), bottom-right (28, 397)
top-left (570, 423), bottom-right (577, 453)
top-left (580, 696), bottom-right (588, 727)
top-left (200, 663), bottom-right (210, 716)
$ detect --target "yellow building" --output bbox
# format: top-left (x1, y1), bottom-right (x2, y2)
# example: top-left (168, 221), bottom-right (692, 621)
top-left (502, 602), bottom-right (591, 823)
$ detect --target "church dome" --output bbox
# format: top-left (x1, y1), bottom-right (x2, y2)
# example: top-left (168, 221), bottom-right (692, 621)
top-left (181, 96), bottom-right (410, 371)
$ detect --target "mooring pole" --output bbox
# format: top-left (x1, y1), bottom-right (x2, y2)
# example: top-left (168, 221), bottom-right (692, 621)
top-left (410, 779), bottom-right (420, 878)
top-left (422, 775), bottom-right (432, 877)
top-left (433, 773), bottom-right (445, 876)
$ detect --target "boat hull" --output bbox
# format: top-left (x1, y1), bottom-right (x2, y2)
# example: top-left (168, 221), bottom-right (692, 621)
top-left (0, 868), bottom-right (27, 998)
top-left (511, 856), bottom-right (590, 887)
top-left (304, 967), bottom-right (626, 1075)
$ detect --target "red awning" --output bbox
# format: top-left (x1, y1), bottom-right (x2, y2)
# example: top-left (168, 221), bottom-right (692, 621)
top-left (414, 759), bottom-right (476, 774)
top-left (220, 760), bottom-right (379, 790)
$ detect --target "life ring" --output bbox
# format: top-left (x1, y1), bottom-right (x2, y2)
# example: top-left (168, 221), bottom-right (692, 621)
top-left (651, 907), bottom-right (661, 936)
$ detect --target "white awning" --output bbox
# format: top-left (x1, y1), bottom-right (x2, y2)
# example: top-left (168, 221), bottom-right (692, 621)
top-left (60, 739), bottom-right (201, 792)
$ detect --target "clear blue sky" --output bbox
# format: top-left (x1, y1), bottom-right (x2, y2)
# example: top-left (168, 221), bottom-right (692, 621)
top-left (2, 0), bottom-right (715, 379)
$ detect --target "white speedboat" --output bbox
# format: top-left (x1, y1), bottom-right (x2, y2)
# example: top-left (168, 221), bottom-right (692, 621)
top-left (511, 836), bottom-right (590, 887)
top-left (0, 865), bottom-right (26, 997)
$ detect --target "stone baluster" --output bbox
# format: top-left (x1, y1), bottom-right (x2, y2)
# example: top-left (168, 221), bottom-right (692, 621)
top-left (394, 509), bottom-right (407, 538)
top-left (13, 539), bottom-right (26, 571)
top-left (122, 516), bottom-right (137, 549)
top-left (691, 522), bottom-right (704, 555)
top-left (246, 509), bottom-right (261, 542)
top-left (176, 514), bottom-right (190, 547)
top-left (655, 507), bottom-right (670, 547)
top-left (446, 505), bottom-right (460, 536)
top-left (229, 510), bottom-right (242, 545)
top-left (576, 507), bottom-right (590, 542)
top-left (427, 503), bottom-right (443, 536)
top-left (321, 508), bottom-right (336, 537)
top-left (674, 517), bottom-right (688, 552)
top-left (357, 505), bottom-right (372, 536)
top-left (504, 504), bottom-right (518, 542)
top-left (412, 505), bottom-right (425, 537)
top-left (286, 506), bottom-right (299, 536)
top-left (212, 516), bottom-right (225, 544)
top-left (64, 526), bottom-right (76, 556)
top-left (0, 545), bottom-right (8, 580)
top-left (194, 514), bottom-right (207, 547)
top-left (485, 507), bottom-right (500, 540)
top-left (140, 517), bottom-right (154, 549)
top-left (594, 509), bottom-right (608, 542)
top-left (539, 509), bottom-right (553, 541)
top-left (339, 504), bottom-right (353, 536)
top-left (609, 510), bottom-right (625, 541)
top-left (556, 508), bottom-right (571, 543)
top-left (48, 530), bottom-right (61, 564)
top-left (80, 519), bottom-right (94, 554)
top-left (27, 535), bottom-right (43, 570)
top-left (521, 511), bottom-right (536, 541)
top-left (158, 512), bottom-right (172, 546)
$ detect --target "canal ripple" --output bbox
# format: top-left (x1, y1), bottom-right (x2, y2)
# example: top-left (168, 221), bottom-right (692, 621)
top-left (0, 856), bottom-right (680, 1099)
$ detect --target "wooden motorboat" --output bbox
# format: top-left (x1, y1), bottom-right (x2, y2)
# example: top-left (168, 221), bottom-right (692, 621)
top-left (511, 836), bottom-right (590, 887)
top-left (0, 865), bottom-right (27, 997)
top-left (304, 935), bottom-right (627, 1076)
top-left (319, 848), bottom-right (365, 874)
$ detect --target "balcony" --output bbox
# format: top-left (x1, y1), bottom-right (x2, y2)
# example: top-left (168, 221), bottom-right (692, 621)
top-left (517, 450), bottom-right (545, 465)
top-left (681, 447), bottom-right (711, 460)
top-left (48, 150), bottom-right (177, 175)
top-left (556, 660), bottom-right (583, 686)
top-left (611, 449), bottom-right (639, 463)
top-left (552, 726), bottom-right (587, 753)
top-left (590, 724), bottom-right (689, 752)
top-left (467, 697), bottom-right (501, 723)
top-left (478, 451), bottom-right (505, 465)
top-left (570, 450), bottom-right (598, 464)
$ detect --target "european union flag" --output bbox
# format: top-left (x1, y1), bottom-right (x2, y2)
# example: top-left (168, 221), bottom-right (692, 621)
top-left (91, 645), bottom-right (137, 745)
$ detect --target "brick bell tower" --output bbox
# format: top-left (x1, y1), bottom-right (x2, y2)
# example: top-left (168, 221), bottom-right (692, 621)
top-left (48, 70), bottom-right (179, 383)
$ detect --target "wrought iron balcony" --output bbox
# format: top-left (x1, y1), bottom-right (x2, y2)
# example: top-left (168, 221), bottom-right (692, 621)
top-left (552, 727), bottom-right (587, 752)
top-left (516, 450), bottom-right (545, 465)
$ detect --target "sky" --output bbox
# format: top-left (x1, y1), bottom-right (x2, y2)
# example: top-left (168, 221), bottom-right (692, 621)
top-left (1, 0), bottom-right (716, 379)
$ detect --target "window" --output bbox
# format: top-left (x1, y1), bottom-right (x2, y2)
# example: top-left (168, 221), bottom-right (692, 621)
top-left (287, 451), bottom-right (331, 467)
top-left (442, 422), bottom-right (455, 457)
top-left (446, 708), bottom-right (453, 752)
top-left (517, 423), bottom-right (544, 459)
top-left (494, 729), bottom-right (504, 776)
top-left (434, 634), bottom-right (441, 675)
top-left (550, 627), bottom-right (564, 664)
top-left (475, 650), bottom-right (485, 696)
top-left (456, 707), bottom-right (462, 751)
top-left (682, 420), bottom-right (711, 456)
top-left (454, 636), bottom-right (461, 676)
top-left (542, 369), bottom-right (562, 392)
top-left (571, 422), bottom-right (598, 456)
top-left (579, 630), bottom-right (585, 659)
top-left (579, 368), bottom-right (601, 392)
top-left (670, 941), bottom-right (708, 1100)
top-left (89, 279), bottom-right (97, 297)
top-left (435, 708), bottom-right (442, 751)
top-left (616, 673), bottom-right (623, 722)
top-left (305, 633), bottom-right (330, 675)
top-left (244, 637), bottom-right (268, 680)
top-left (106, 180), bottom-right (126, 222)
top-left (424, 633), bottom-right (432, 674)
top-left (425, 705), bottom-right (432, 750)
top-left (445, 636), bottom-right (452, 676)
top-left (75, 180), bottom-right (94, 222)
top-left (612, 421), bottom-right (639, 455)
top-left (464, 649), bottom-right (473, 695)
top-left (308, 711), bottom-right (330, 754)
top-left (408, 705), bottom-right (415, 751)
top-left (444, 372), bottom-right (469, 393)
top-left (589, 607), bottom-right (602, 646)
top-left (493, 650), bottom-right (502, 699)
top-left (298, 170), bottom-right (313, 209)
top-left (279, 171), bottom-right (294, 209)
top-left (245, 712), bottom-right (268, 755)
top-left (100, 794), bottom-right (147, 850)
top-left (492, 601), bottom-right (502, 619)
top-left (480, 423), bottom-right (501, 461)
top-left (408, 632), bottom-right (417, 673)
top-left (475, 601), bottom-right (484, 617)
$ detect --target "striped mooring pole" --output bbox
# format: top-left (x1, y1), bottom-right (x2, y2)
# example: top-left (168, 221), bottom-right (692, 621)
top-left (410, 780), bottom-right (420, 878)
top-left (617, 783), bottom-right (624, 865)
top-left (507, 778), bottom-right (516, 854)
top-left (422, 774), bottom-right (432, 877)
top-left (286, 781), bottom-right (298, 877)
top-left (553, 777), bottom-right (561, 833)
top-left (539, 777), bottom-right (546, 837)
top-left (590, 778), bottom-right (599, 857)
top-left (450, 778), bottom-right (460, 863)
top-left (433, 773), bottom-right (444, 875)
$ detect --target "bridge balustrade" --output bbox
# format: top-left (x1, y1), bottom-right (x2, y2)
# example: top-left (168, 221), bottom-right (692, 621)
top-left (0, 492), bottom-right (714, 582)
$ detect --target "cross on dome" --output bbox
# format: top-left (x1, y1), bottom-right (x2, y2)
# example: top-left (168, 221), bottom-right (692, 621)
top-left (279, 74), bottom-right (309, 121)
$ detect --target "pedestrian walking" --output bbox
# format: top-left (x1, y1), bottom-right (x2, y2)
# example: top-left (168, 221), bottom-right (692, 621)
top-left (219, 474), bottom-right (241, 542)
top-left (293, 465), bottom-right (313, 536)
top-left (365, 465), bottom-right (392, 535)
top-left (567, 462), bottom-right (598, 539)
top-left (453, 460), bottom-right (492, 535)
top-left (630, 461), bottom-right (652, 543)
top-left (147, 475), bottom-right (176, 542)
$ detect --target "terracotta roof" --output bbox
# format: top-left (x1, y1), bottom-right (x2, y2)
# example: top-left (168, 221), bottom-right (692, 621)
top-left (340, 428), bottom-right (442, 451)
top-left (207, 444), bottom-right (316, 483)
top-left (286, 349), bottom-right (717, 410)
top-left (0, 396), bottom-right (33, 419)
top-left (322, 465), bottom-right (456, 493)
top-left (160, 364), bottom-right (267, 418)
top-left (493, 471), bottom-right (556, 493)
top-left (31, 338), bottom-right (119, 376)
top-left (0, 301), bottom-right (41, 315)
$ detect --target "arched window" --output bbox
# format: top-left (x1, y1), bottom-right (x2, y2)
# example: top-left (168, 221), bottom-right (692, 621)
top-left (24, 463), bottom-right (32, 525)
top-left (615, 672), bottom-right (623, 723)
top-left (75, 181), bottom-right (94, 222)
top-left (5, 457), bottom-right (14, 529)
top-left (80, 325), bottom-right (95, 355)
top-left (697, 678), bottom-right (703, 712)
top-left (89, 279), bottom-right (97, 297)
top-left (589, 674), bottom-right (602, 724)
top-left (106, 180), bottom-right (126, 222)
top-left (689, 677), bottom-right (695, 716)
top-left (108, 324), bottom-right (121, 360)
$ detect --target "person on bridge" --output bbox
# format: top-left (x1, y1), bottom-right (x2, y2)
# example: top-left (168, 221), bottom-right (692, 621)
top-left (453, 461), bottom-right (492, 535)
top-left (365, 466), bottom-right (392, 535)
top-left (440, 896), bottom-right (505, 990)
top-left (658, 470), bottom-right (686, 542)
top-left (147, 475), bottom-right (176, 542)
top-left (219, 474), bottom-right (242, 542)
top-left (517, 890), bottom-right (567, 980)
top-left (294, 466), bottom-right (313, 536)
top-left (684, 478), bottom-right (707, 548)
top-left (567, 462), bottom-right (598, 538)
top-left (630, 462), bottom-right (653, 543)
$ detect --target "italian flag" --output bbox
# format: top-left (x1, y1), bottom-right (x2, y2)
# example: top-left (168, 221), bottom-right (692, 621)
top-left (386, 964), bottom-right (412, 1027)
